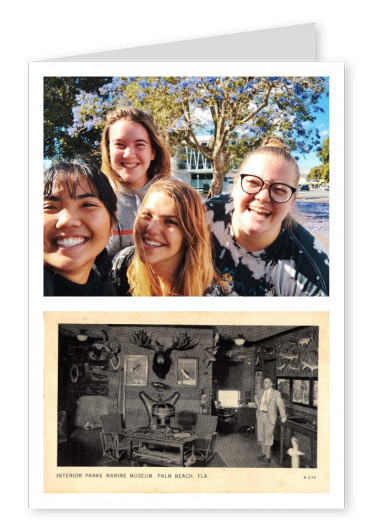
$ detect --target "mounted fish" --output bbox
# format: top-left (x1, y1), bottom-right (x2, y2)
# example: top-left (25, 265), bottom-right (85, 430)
top-left (300, 351), bottom-right (319, 373)
top-left (298, 333), bottom-right (315, 347)
top-left (278, 350), bottom-right (299, 362)
top-left (130, 330), bottom-right (198, 379)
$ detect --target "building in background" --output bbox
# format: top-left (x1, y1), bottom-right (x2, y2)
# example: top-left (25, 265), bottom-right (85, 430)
top-left (171, 136), bottom-right (236, 195)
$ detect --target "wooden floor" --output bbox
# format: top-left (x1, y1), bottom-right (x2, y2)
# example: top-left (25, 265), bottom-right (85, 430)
top-left (216, 430), bottom-right (283, 468)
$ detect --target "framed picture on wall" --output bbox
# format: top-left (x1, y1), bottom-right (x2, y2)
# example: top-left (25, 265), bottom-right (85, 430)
top-left (124, 355), bottom-right (148, 386)
top-left (177, 358), bottom-right (197, 386)
top-left (277, 378), bottom-right (291, 402)
top-left (292, 379), bottom-right (310, 405)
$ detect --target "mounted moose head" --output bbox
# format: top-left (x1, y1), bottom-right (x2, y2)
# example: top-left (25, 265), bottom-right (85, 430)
top-left (129, 330), bottom-right (198, 379)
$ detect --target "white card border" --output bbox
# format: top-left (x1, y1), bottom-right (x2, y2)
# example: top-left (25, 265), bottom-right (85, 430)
top-left (28, 61), bottom-right (344, 509)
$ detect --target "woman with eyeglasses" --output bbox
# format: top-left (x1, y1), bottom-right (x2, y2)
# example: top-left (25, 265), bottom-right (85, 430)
top-left (206, 137), bottom-right (329, 296)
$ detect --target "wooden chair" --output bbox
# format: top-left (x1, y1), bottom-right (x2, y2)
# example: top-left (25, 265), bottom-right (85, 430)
top-left (100, 413), bottom-right (129, 462)
top-left (193, 414), bottom-right (218, 464)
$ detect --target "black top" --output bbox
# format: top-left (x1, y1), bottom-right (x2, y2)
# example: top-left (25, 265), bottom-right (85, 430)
top-left (111, 246), bottom-right (224, 296)
top-left (44, 266), bottom-right (117, 296)
top-left (111, 246), bottom-right (134, 296)
top-left (206, 194), bottom-right (329, 296)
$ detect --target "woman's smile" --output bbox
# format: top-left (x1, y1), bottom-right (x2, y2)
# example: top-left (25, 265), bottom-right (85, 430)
top-left (232, 154), bottom-right (296, 251)
top-left (143, 238), bottom-right (165, 248)
top-left (135, 191), bottom-right (185, 277)
top-left (43, 175), bottom-right (112, 284)
top-left (53, 236), bottom-right (89, 248)
top-left (246, 204), bottom-right (272, 219)
top-left (109, 119), bottom-right (155, 189)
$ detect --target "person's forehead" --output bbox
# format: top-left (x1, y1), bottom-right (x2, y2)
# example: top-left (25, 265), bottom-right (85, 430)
top-left (50, 173), bottom-right (96, 196)
top-left (241, 153), bottom-right (294, 179)
top-left (109, 119), bottom-right (150, 140)
top-left (143, 191), bottom-right (176, 213)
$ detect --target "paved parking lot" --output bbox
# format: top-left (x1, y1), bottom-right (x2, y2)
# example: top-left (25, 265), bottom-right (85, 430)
top-left (297, 189), bottom-right (329, 203)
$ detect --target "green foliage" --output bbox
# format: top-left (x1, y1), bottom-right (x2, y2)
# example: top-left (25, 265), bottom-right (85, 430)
top-left (44, 76), bottom-right (328, 196)
top-left (317, 136), bottom-right (329, 165)
top-left (44, 77), bottom-right (111, 161)
top-left (307, 136), bottom-right (329, 183)
top-left (307, 166), bottom-right (323, 182)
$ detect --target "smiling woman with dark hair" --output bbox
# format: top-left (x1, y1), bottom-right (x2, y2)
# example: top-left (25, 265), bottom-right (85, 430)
top-left (43, 158), bottom-right (119, 296)
top-left (206, 137), bottom-right (329, 296)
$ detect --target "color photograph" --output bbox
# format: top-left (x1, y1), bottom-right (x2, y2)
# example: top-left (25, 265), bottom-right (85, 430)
top-left (42, 72), bottom-right (330, 297)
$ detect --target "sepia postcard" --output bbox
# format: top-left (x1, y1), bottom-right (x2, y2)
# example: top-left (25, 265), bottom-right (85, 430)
top-left (44, 311), bottom-right (329, 496)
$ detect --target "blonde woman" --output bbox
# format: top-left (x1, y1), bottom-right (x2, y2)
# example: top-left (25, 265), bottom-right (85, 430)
top-left (101, 106), bottom-right (171, 257)
top-left (206, 137), bottom-right (329, 296)
top-left (111, 180), bottom-right (224, 296)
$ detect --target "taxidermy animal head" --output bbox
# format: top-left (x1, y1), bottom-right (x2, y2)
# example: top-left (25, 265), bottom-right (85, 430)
top-left (130, 330), bottom-right (198, 379)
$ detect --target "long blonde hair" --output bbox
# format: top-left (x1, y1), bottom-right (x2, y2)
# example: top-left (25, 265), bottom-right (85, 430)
top-left (100, 107), bottom-right (171, 192)
top-left (127, 180), bottom-right (219, 296)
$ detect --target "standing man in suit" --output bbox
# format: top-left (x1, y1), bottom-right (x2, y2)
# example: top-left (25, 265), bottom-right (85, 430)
top-left (255, 377), bottom-right (287, 467)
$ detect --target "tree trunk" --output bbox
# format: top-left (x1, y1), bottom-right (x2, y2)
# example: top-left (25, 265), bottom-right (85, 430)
top-left (207, 152), bottom-right (229, 199)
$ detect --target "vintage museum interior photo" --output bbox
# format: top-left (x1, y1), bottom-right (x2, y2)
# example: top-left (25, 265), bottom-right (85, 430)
top-left (56, 323), bottom-right (319, 469)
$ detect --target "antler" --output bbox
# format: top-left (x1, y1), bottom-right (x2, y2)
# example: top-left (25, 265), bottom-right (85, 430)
top-left (129, 330), bottom-right (156, 350)
top-left (130, 330), bottom-right (198, 353)
top-left (172, 332), bottom-right (198, 351)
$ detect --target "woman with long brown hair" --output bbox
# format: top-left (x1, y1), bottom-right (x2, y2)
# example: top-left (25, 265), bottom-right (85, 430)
top-left (111, 180), bottom-right (224, 296)
top-left (101, 106), bottom-right (171, 257)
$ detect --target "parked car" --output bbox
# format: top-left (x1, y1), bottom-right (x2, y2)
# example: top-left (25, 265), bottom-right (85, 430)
top-left (300, 184), bottom-right (310, 191)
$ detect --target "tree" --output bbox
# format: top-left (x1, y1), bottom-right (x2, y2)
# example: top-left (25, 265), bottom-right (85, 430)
top-left (55, 76), bottom-right (328, 197)
top-left (44, 77), bottom-right (111, 161)
top-left (307, 166), bottom-right (323, 182)
top-left (307, 136), bottom-right (329, 183)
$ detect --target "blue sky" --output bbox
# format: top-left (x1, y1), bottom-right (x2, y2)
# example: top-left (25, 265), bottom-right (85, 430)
top-left (294, 93), bottom-right (329, 170)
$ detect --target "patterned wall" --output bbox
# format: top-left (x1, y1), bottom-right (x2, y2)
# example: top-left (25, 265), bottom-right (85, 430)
top-left (59, 324), bottom-right (319, 432)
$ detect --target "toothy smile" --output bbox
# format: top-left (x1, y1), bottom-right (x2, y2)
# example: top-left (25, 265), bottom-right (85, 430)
top-left (122, 163), bottom-right (139, 168)
top-left (248, 206), bottom-right (271, 217)
top-left (55, 237), bottom-right (87, 247)
top-left (144, 239), bottom-right (165, 247)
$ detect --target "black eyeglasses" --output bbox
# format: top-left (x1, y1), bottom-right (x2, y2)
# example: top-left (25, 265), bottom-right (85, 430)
top-left (240, 174), bottom-right (296, 203)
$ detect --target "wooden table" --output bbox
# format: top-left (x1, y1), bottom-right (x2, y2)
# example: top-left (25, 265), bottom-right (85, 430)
top-left (127, 431), bottom-right (197, 467)
top-left (236, 406), bottom-right (257, 432)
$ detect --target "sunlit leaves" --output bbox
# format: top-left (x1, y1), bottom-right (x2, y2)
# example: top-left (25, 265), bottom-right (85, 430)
top-left (45, 75), bottom-right (328, 194)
